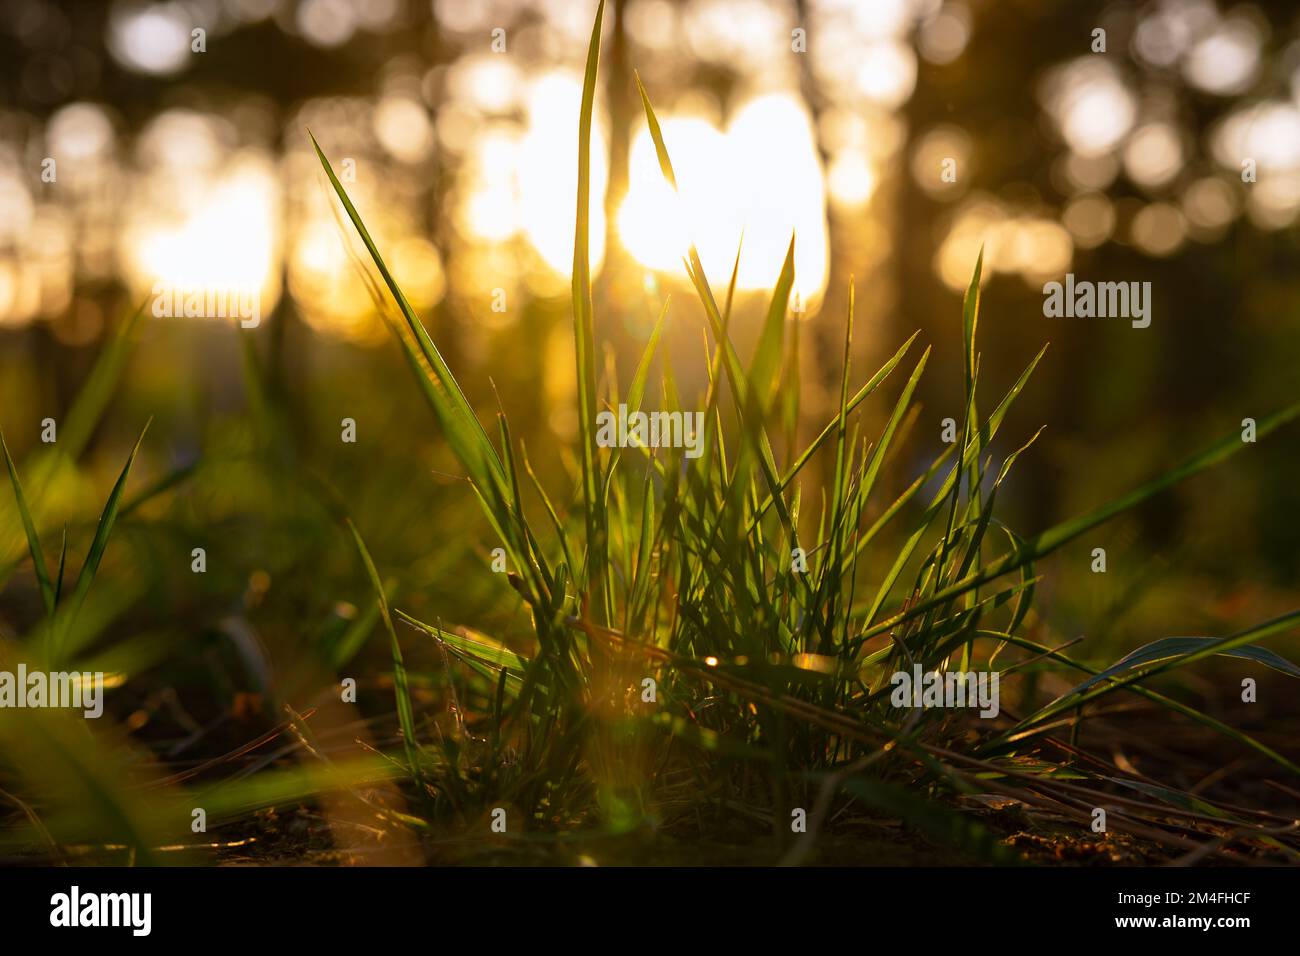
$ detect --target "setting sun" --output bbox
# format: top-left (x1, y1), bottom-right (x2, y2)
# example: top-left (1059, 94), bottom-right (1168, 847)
top-left (619, 94), bottom-right (829, 307)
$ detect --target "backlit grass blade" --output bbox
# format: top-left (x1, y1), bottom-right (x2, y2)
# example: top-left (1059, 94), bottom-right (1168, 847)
top-left (856, 348), bottom-right (938, 621)
top-left (53, 526), bottom-right (67, 608)
top-left (397, 611), bottom-right (552, 735)
top-left (981, 630), bottom-right (1300, 776)
top-left (601, 295), bottom-right (670, 500)
top-left (812, 285), bottom-right (855, 651)
top-left (1, 431), bottom-right (55, 616)
top-left (746, 234), bottom-right (796, 417)
top-left (962, 247), bottom-right (981, 397)
top-left (309, 133), bottom-right (512, 526)
top-left (1, 301), bottom-right (144, 585)
top-left (522, 440), bottom-right (577, 580)
top-left (348, 520), bottom-right (428, 795)
top-left (849, 342), bottom-right (1046, 574)
top-left (857, 347), bottom-right (932, 524)
top-left (950, 426), bottom-right (1046, 592)
top-left (53, 421), bottom-right (150, 659)
top-left (865, 396), bottom-right (1300, 638)
top-left (1000, 609), bottom-right (1300, 759)
top-left (497, 413), bottom-right (551, 601)
top-left (935, 252), bottom-right (984, 597)
top-left (1016, 623), bottom-right (1300, 732)
top-left (635, 70), bottom-right (678, 190)
top-left (750, 330), bottom-right (918, 531)
top-left (635, 73), bottom-right (793, 526)
top-left (396, 611), bottom-right (530, 676)
top-left (573, 0), bottom-right (611, 624)
top-left (703, 238), bottom-right (795, 565)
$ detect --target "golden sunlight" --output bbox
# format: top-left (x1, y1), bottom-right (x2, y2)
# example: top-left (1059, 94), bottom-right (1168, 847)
top-left (122, 153), bottom-right (281, 318)
top-left (519, 71), bottom-right (608, 275)
top-left (460, 80), bottom-right (828, 307)
top-left (618, 93), bottom-right (829, 308)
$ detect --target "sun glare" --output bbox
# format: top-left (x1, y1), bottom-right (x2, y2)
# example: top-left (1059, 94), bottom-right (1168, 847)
top-left (460, 79), bottom-right (829, 307)
top-left (618, 94), bottom-right (829, 308)
top-left (518, 71), bottom-right (608, 275)
top-left (123, 155), bottom-right (281, 314)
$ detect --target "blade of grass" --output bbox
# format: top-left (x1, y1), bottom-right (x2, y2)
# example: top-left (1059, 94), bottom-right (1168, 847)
top-left (861, 396), bottom-right (1300, 640)
top-left (347, 520), bottom-right (429, 798)
top-left (573, 0), bottom-right (611, 625)
top-left (52, 421), bottom-right (150, 660)
top-left (1, 432), bottom-right (55, 616)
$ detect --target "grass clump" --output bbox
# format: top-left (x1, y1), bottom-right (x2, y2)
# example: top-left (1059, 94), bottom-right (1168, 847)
top-left (306, 0), bottom-right (1300, 860)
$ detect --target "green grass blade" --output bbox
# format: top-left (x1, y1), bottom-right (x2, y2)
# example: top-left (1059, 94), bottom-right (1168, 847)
top-left (866, 397), bottom-right (1300, 638)
top-left (1052, 634), bottom-right (1300, 702)
top-left (750, 331), bottom-right (918, 532)
top-left (602, 295), bottom-right (670, 499)
top-left (397, 611), bottom-right (534, 703)
top-left (347, 520), bottom-right (428, 793)
top-left (1009, 608), bottom-right (1300, 737)
top-left (56, 421), bottom-right (150, 658)
top-left (1, 432), bottom-right (55, 616)
top-left (746, 234), bottom-right (795, 416)
top-left (53, 526), bottom-right (67, 608)
top-left (309, 133), bottom-right (512, 521)
top-left (982, 630), bottom-right (1300, 776)
top-left (573, 0), bottom-right (611, 624)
